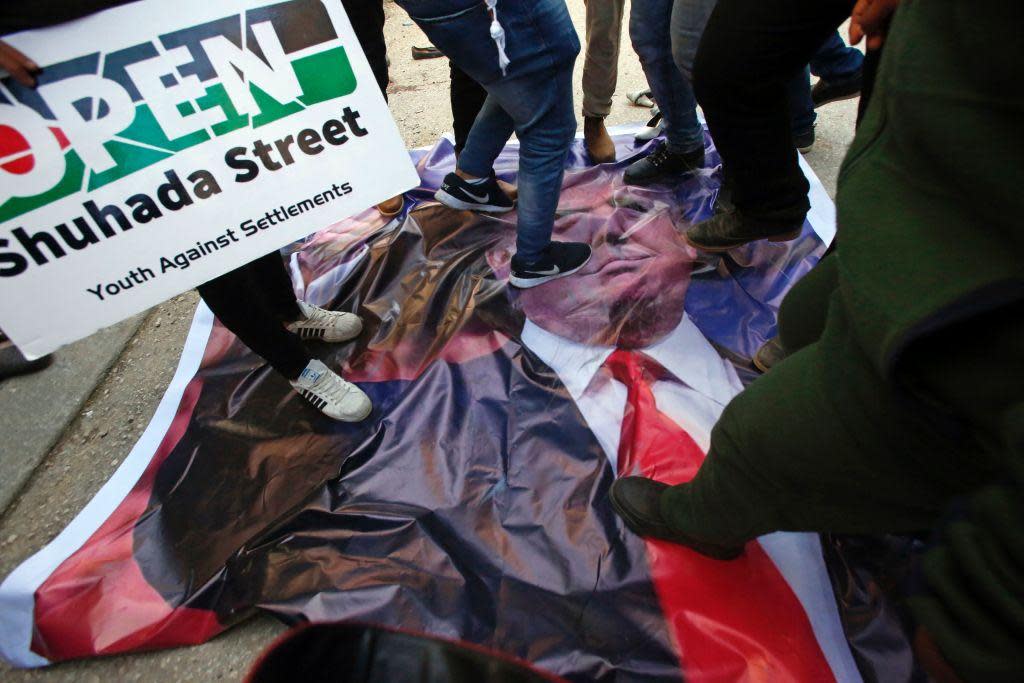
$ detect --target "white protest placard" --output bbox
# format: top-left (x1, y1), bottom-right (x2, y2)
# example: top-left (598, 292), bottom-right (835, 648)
top-left (0, 0), bottom-right (419, 358)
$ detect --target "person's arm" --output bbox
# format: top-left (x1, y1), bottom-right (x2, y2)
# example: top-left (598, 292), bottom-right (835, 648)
top-left (899, 306), bottom-right (1024, 682)
top-left (909, 470), bottom-right (1024, 683)
top-left (0, 0), bottom-right (137, 87)
top-left (848, 0), bottom-right (901, 49)
top-left (0, 40), bottom-right (39, 86)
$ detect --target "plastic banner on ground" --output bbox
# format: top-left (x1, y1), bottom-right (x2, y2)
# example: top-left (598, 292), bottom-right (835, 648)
top-left (0, 0), bottom-right (417, 358)
top-left (1, 129), bottom-right (879, 681)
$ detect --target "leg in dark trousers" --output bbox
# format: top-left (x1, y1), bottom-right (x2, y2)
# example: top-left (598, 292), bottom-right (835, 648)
top-left (197, 253), bottom-right (311, 381)
top-left (341, 0), bottom-right (389, 97)
top-left (693, 0), bottom-right (853, 227)
top-left (342, 0), bottom-right (404, 216)
top-left (449, 62), bottom-right (488, 156)
top-left (246, 251), bottom-right (304, 321)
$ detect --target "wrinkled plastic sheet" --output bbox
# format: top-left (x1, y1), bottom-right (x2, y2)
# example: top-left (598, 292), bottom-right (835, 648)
top-left (0, 129), bottom-right (913, 680)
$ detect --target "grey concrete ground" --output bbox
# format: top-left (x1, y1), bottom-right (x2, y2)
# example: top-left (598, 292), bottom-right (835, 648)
top-left (0, 315), bottom-right (142, 516)
top-left (0, 4), bottom-right (859, 681)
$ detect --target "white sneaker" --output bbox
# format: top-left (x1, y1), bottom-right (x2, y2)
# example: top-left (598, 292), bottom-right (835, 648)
top-left (290, 360), bottom-right (372, 422)
top-left (288, 301), bottom-right (363, 343)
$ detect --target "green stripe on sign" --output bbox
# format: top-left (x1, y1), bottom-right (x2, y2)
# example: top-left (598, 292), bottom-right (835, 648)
top-left (251, 83), bottom-right (305, 129)
top-left (295, 46), bottom-right (358, 106)
top-left (0, 150), bottom-right (85, 224)
top-left (87, 139), bottom-right (173, 192)
top-left (118, 103), bottom-right (210, 153)
top-left (0, 45), bottom-right (358, 223)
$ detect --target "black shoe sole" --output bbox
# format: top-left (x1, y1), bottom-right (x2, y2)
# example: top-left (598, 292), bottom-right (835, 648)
top-left (508, 250), bottom-right (592, 289)
top-left (683, 226), bottom-right (802, 253)
top-left (435, 189), bottom-right (515, 214)
top-left (608, 480), bottom-right (744, 561)
top-left (623, 169), bottom-right (698, 188)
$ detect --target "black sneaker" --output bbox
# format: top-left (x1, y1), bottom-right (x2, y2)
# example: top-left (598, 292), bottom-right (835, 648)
top-left (623, 141), bottom-right (704, 186)
top-left (684, 210), bottom-right (802, 253)
top-left (752, 336), bottom-right (787, 373)
top-left (811, 69), bottom-right (863, 108)
top-left (436, 172), bottom-right (515, 213)
top-left (0, 341), bottom-right (53, 380)
top-left (509, 241), bottom-right (592, 289)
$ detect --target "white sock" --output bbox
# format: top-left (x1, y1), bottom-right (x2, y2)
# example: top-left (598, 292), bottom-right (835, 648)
top-left (464, 175), bottom-right (488, 185)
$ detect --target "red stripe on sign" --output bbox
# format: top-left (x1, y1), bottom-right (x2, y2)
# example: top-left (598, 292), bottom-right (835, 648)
top-left (49, 126), bottom-right (71, 150)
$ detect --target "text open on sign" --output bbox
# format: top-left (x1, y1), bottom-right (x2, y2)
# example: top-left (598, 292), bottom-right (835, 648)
top-left (0, 0), bottom-right (419, 358)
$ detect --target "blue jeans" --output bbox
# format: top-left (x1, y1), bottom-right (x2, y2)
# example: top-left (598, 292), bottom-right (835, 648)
top-left (396, 0), bottom-right (580, 263)
top-left (669, 0), bottom-right (719, 81)
top-left (632, 0), bottom-right (717, 154)
top-left (811, 30), bottom-right (864, 80)
top-left (789, 31), bottom-right (865, 134)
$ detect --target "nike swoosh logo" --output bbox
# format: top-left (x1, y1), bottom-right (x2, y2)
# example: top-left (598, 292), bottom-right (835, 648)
top-left (525, 266), bottom-right (559, 276)
top-left (463, 188), bottom-right (490, 203)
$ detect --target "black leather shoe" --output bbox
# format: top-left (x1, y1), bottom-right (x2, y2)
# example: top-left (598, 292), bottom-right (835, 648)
top-left (411, 45), bottom-right (443, 60)
top-left (624, 141), bottom-right (704, 186)
top-left (811, 70), bottom-right (863, 107)
top-left (0, 341), bottom-right (53, 381)
top-left (684, 211), bottom-right (802, 253)
top-left (609, 477), bottom-right (744, 560)
top-left (753, 336), bottom-right (787, 373)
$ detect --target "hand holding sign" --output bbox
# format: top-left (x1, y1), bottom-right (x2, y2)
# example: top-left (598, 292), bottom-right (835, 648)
top-left (0, 40), bottom-right (39, 87)
top-left (0, 0), bottom-right (418, 358)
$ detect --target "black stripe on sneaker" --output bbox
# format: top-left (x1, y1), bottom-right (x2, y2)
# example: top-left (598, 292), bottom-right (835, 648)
top-left (302, 391), bottom-right (324, 410)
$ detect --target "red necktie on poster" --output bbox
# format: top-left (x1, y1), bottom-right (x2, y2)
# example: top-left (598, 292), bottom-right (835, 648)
top-left (604, 350), bottom-right (835, 681)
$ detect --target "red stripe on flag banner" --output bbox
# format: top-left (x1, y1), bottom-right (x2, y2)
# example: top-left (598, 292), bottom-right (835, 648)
top-left (32, 377), bottom-right (223, 661)
top-left (609, 349), bottom-right (836, 681)
top-left (633, 437), bottom-right (836, 681)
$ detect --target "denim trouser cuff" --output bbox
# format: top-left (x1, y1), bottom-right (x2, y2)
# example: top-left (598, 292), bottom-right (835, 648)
top-left (665, 131), bottom-right (705, 156)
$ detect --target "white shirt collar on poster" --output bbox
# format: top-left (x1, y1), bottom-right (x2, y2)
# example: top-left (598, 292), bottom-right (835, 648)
top-left (521, 311), bottom-right (862, 683)
top-left (521, 312), bottom-right (744, 460)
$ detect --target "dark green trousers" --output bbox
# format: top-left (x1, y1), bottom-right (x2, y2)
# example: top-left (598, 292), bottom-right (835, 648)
top-left (662, 255), bottom-right (1016, 539)
top-left (661, 0), bottom-right (1024, 542)
top-left (661, 1), bottom-right (1024, 678)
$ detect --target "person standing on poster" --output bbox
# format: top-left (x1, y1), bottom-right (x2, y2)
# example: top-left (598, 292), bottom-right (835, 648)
top-left (581, 0), bottom-right (625, 164)
top-left (682, 0), bottom-right (855, 250)
top-left (611, 0), bottom-right (1024, 678)
top-left (340, 0), bottom-right (408, 219)
top-left (400, 0), bottom-right (593, 290)
top-left (0, 2), bottom-right (373, 422)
